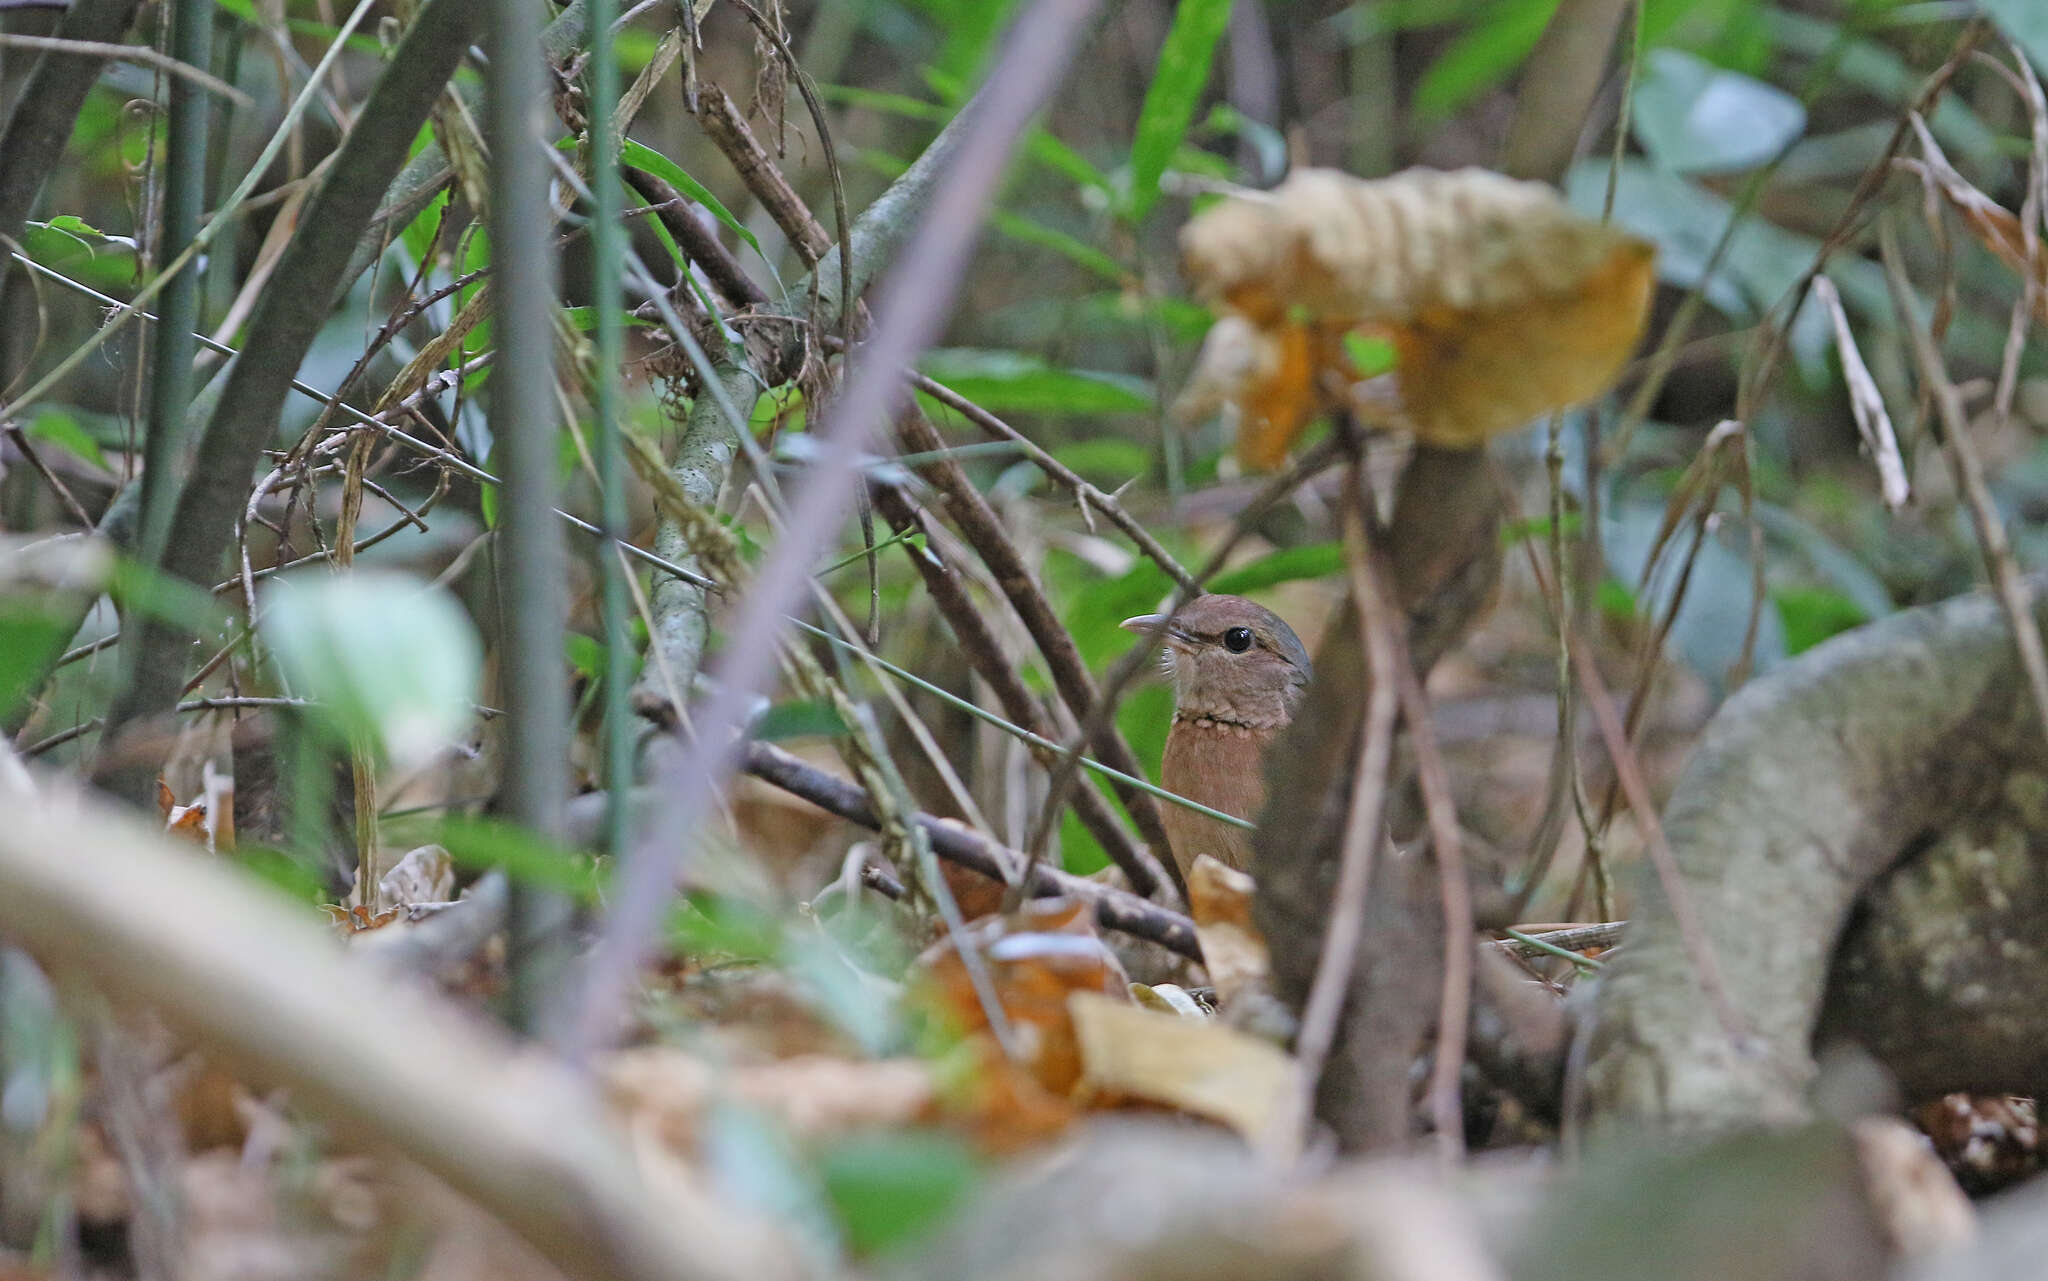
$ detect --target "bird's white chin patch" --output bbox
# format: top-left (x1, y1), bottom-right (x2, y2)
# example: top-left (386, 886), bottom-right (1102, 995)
top-left (1158, 648), bottom-right (1178, 678)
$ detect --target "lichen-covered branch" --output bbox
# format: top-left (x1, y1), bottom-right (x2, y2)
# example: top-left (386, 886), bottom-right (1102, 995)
top-left (632, 359), bottom-right (755, 717)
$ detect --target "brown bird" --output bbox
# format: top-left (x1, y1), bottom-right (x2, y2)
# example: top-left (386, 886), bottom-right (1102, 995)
top-left (1121, 595), bottom-right (1311, 878)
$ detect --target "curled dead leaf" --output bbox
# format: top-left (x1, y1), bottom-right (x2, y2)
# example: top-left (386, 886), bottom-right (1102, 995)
top-left (379, 844), bottom-right (456, 909)
top-left (912, 897), bottom-right (1129, 1098)
top-left (1178, 166), bottom-right (1655, 465)
top-left (1185, 855), bottom-right (1270, 1013)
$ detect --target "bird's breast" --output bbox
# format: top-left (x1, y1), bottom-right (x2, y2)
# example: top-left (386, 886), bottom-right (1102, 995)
top-left (1159, 717), bottom-right (1280, 875)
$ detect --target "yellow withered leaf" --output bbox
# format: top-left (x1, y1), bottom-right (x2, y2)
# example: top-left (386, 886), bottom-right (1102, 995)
top-left (1177, 166), bottom-right (1656, 466)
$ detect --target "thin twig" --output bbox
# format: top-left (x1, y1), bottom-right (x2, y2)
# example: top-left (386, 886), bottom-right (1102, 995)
top-left (0, 33), bottom-right (252, 105)
top-left (23, 696), bottom-right (309, 758)
top-left (908, 368), bottom-right (1199, 594)
top-left (1880, 218), bottom-right (2048, 748)
top-left (1496, 921), bottom-right (1625, 963)
top-left (1278, 464), bottom-right (1400, 1163)
top-left (869, 482), bottom-right (1161, 887)
top-left (1569, 637), bottom-right (1750, 1045)
top-left (741, 740), bottom-right (1200, 959)
top-left (696, 82), bottom-right (832, 263)
top-left (2, 424), bottom-right (95, 527)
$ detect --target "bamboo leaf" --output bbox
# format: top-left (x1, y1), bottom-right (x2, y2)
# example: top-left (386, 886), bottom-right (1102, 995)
top-left (1127, 0), bottom-right (1232, 219)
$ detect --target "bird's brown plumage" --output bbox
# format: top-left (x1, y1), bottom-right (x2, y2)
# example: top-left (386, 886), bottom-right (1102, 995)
top-left (1121, 595), bottom-right (1311, 878)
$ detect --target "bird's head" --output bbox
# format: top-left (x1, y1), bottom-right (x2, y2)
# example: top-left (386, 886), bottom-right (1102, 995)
top-left (1121, 594), bottom-right (1311, 729)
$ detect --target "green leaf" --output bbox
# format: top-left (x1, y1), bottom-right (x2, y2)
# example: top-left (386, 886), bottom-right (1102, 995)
top-left (0, 605), bottom-right (72, 721)
top-left (819, 83), bottom-right (949, 123)
top-left (561, 305), bottom-right (655, 332)
top-left (919, 349), bottom-right (1151, 416)
top-left (1341, 332), bottom-right (1397, 378)
top-left (400, 189), bottom-right (450, 265)
top-left (1501, 511), bottom-right (1584, 547)
top-left (565, 632), bottom-right (605, 680)
top-left (479, 443), bottom-right (501, 529)
top-left (42, 214), bottom-right (103, 238)
top-left (818, 1130), bottom-right (980, 1257)
top-left (260, 570), bottom-right (483, 768)
top-left (21, 221), bottom-right (95, 266)
top-left (1049, 437), bottom-right (1152, 482)
top-left (668, 893), bottom-right (783, 961)
top-left (1210, 542), bottom-right (1344, 595)
top-left (1126, 0), bottom-right (1232, 220)
top-left (751, 698), bottom-right (851, 741)
top-left (1632, 48), bottom-right (1804, 175)
top-left (1774, 585), bottom-right (1866, 656)
top-left (988, 210), bottom-right (1128, 284)
top-left (434, 814), bottom-right (602, 898)
top-left (107, 557), bottom-right (228, 636)
top-left (25, 410), bottom-right (107, 471)
top-left (620, 139), bottom-right (773, 275)
top-left (233, 843), bottom-right (330, 905)
top-left (1414, 0), bottom-right (1562, 121)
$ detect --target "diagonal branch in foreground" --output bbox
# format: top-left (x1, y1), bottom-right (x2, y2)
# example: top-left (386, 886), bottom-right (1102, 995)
top-left (0, 783), bottom-right (785, 1281)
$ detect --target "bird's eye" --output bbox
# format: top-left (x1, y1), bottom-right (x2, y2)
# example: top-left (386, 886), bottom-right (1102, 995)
top-left (1222, 626), bottom-right (1254, 653)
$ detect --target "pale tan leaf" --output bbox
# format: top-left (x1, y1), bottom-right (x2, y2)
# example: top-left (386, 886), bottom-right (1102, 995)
top-left (1811, 276), bottom-right (1910, 511)
top-left (379, 844), bottom-right (457, 910)
top-left (1068, 990), bottom-right (1297, 1150)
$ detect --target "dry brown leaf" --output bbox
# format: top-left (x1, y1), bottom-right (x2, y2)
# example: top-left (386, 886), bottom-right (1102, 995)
top-left (1178, 166), bottom-right (1655, 465)
top-left (1914, 1093), bottom-right (2041, 1195)
top-left (321, 903), bottom-right (403, 936)
top-left (1903, 114), bottom-right (2048, 325)
top-left (174, 1057), bottom-right (253, 1153)
top-left (157, 767), bottom-right (235, 853)
top-left (1068, 990), bottom-right (1298, 1150)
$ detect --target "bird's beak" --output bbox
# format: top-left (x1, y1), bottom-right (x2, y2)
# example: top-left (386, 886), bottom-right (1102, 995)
top-left (1120, 614), bottom-right (1194, 647)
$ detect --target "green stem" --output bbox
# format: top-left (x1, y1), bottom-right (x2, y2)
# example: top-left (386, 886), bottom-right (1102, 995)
top-left (139, 0), bottom-right (216, 570)
top-left (586, 0), bottom-right (631, 867)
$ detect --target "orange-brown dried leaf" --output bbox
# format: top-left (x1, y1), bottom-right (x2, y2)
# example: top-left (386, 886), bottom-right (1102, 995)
top-left (1178, 166), bottom-right (1655, 463)
top-left (1392, 240), bottom-right (1655, 447)
top-left (322, 903), bottom-right (402, 936)
top-left (912, 897), bottom-right (1129, 1097)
